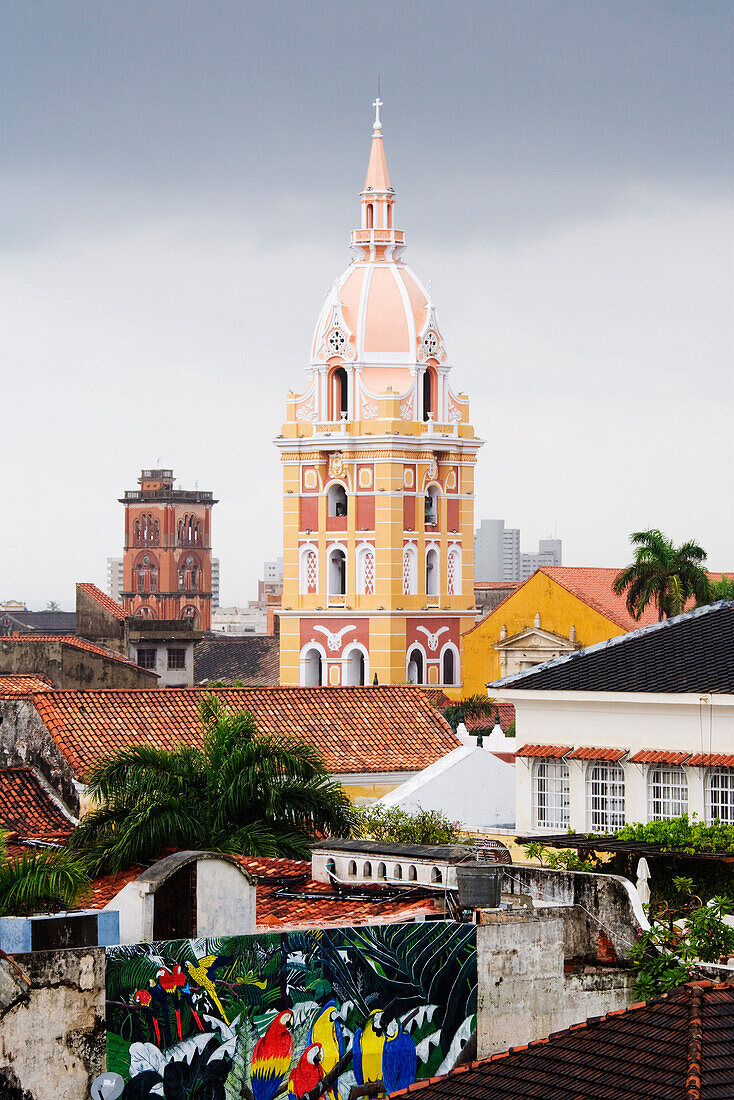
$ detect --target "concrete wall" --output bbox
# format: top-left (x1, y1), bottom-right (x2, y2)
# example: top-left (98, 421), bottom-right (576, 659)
top-left (197, 856), bottom-right (256, 936)
top-left (0, 637), bottom-right (157, 690)
top-left (0, 698), bottom-right (81, 815)
top-left (508, 691), bottom-right (734, 832)
top-left (126, 638), bottom-right (196, 687)
top-left (476, 909), bottom-right (635, 1057)
top-left (0, 946), bottom-right (105, 1100)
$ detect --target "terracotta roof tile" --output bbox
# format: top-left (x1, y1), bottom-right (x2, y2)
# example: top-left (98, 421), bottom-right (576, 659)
top-left (194, 634), bottom-right (280, 686)
top-left (32, 686), bottom-right (458, 778)
top-left (687, 753), bottom-right (734, 768)
top-left (76, 582), bottom-right (127, 620)
top-left (567, 746), bottom-right (627, 761)
top-left (628, 749), bottom-right (691, 765)
top-left (0, 674), bottom-right (54, 696)
top-left (3, 634), bottom-right (139, 668)
top-left (515, 744), bottom-right (571, 758)
top-left (388, 982), bottom-right (734, 1099)
top-left (0, 767), bottom-right (75, 842)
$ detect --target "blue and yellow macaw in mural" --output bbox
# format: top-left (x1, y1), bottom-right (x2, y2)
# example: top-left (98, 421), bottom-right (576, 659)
top-left (382, 1019), bottom-right (417, 1094)
top-left (308, 1000), bottom-right (345, 1100)
top-left (251, 1009), bottom-right (294, 1100)
top-left (353, 1009), bottom-right (386, 1092)
top-left (185, 955), bottom-right (230, 1024)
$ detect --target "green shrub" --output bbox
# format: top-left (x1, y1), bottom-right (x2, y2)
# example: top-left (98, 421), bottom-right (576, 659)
top-left (354, 805), bottom-right (463, 846)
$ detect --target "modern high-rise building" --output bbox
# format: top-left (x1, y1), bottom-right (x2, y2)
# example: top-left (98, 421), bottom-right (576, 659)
top-left (475, 520), bottom-right (561, 582)
top-left (107, 558), bottom-right (124, 603)
top-left (119, 468), bottom-right (218, 630)
top-left (275, 103), bottom-right (482, 688)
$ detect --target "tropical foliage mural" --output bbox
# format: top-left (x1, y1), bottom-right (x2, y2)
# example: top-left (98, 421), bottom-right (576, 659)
top-left (106, 921), bottom-right (477, 1099)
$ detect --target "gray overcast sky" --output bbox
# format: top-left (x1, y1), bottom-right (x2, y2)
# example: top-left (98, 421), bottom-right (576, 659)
top-left (1, 1), bottom-right (732, 608)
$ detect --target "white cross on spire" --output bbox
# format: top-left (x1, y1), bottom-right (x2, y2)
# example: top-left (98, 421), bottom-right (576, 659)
top-left (373, 96), bottom-right (383, 131)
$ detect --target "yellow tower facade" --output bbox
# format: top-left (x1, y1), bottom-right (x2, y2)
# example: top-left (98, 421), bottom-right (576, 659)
top-left (275, 102), bottom-right (482, 688)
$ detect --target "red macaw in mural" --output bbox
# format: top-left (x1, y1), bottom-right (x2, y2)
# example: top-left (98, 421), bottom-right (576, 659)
top-left (288, 1043), bottom-right (324, 1100)
top-left (133, 989), bottom-right (161, 1046)
top-left (251, 1009), bottom-right (294, 1100)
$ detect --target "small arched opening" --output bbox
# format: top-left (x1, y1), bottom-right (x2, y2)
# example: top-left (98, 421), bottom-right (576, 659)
top-left (393, 864), bottom-right (403, 880)
top-left (325, 858), bottom-right (336, 878)
top-left (363, 861), bottom-right (372, 878)
top-left (407, 647), bottom-right (424, 685)
top-left (302, 647), bottom-right (324, 687)
top-left (442, 647), bottom-right (455, 686)
top-left (348, 861), bottom-right (357, 877)
top-left (366, 203), bottom-right (374, 229)
top-left (431, 867), bottom-right (443, 884)
top-left (328, 547), bottom-right (347, 596)
top-left (345, 646), bottom-right (367, 687)
top-left (422, 368), bottom-right (436, 421)
top-left (408, 865), bottom-right (418, 881)
top-left (327, 483), bottom-right (348, 518)
top-left (330, 367), bottom-right (348, 420)
top-left (425, 486), bottom-right (439, 526)
top-left (426, 547), bottom-right (439, 595)
top-left (377, 862), bottom-right (387, 880)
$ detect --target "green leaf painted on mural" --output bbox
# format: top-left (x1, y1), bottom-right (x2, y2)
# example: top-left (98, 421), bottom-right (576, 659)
top-left (106, 1031), bottom-right (132, 1079)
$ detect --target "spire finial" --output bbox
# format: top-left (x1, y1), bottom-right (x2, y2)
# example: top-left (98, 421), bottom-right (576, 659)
top-left (373, 94), bottom-right (383, 132)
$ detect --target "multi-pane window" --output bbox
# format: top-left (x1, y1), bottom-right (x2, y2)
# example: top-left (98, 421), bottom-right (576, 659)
top-left (533, 760), bottom-right (570, 830)
top-left (167, 649), bottom-right (186, 671)
top-left (137, 648), bottom-right (156, 670)
top-left (707, 769), bottom-right (734, 823)
top-left (649, 766), bottom-right (688, 821)
top-left (587, 762), bottom-right (625, 831)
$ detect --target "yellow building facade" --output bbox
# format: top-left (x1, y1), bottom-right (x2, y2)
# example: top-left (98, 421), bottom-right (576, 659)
top-left (275, 103), bottom-right (482, 687)
top-left (461, 566), bottom-right (660, 696)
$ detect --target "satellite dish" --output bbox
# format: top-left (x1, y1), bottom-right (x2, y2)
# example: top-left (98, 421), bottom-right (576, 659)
top-left (91, 1072), bottom-right (125, 1100)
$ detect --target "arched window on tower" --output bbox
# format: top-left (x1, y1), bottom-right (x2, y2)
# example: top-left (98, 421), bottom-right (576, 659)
top-left (366, 203), bottom-right (374, 229)
top-left (299, 545), bottom-right (319, 595)
top-left (178, 514), bottom-right (201, 547)
top-left (441, 644), bottom-right (459, 686)
top-left (425, 486), bottom-right (439, 527)
top-left (422, 367), bottom-right (436, 422)
top-left (178, 554), bottom-right (200, 592)
top-left (135, 513), bottom-right (159, 547)
top-left (426, 547), bottom-right (439, 596)
top-left (344, 645), bottom-right (368, 686)
top-left (330, 367), bottom-right (348, 420)
top-left (136, 554), bottom-right (159, 594)
top-left (180, 606), bottom-right (199, 628)
top-left (328, 547), bottom-right (347, 597)
top-left (327, 483), bottom-right (348, 518)
top-left (301, 647), bottom-right (324, 687)
top-left (407, 647), bottom-right (424, 686)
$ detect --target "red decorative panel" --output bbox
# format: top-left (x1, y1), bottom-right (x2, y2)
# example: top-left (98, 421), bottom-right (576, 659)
top-left (300, 618), bottom-right (369, 654)
top-left (446, 497), bottom-right (460, 531)
top-left (299, 495), bottom-right (318, 531)
top-left (403, 494), bottom-right (416, 531)
top-left (406, 617), bottom-right (459, 653)
top-left (356, 494), bottom-right (375, 531)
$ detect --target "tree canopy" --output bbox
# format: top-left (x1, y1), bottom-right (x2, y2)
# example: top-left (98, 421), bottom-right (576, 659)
top-left (613, 529), bottom-right (710, 621)
top-left (0, 831), bottom-right (89, 917)
top-left (69, 695), bottom-right (358, 873)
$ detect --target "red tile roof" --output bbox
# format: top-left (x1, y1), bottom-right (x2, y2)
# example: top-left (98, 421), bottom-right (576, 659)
top-left (465, 702), bottom-right (516, 733)
top-left (539, 566), bottom-right (662, 631)
top-left (0, 674), bottom-right (54, 696)
top-left (0, 767), bottom-right (75, 843)
top-left (390, 981), bottom-right (733, 1099)
top-left (515, 744), bottom-right (571, 758)
top-left (688, 753), bottom-right (734, 768)
top-left (76, 582), bottom-right (127, 620)
top-left (628, 749), bottom-right (691, 765)
top-left (32, 686), bottom-right (458, 778)
top-left (567, 746), bottom-right (627, 761)
top-left (3, 634), bottom-right (138, 668)
top-left (82, 854), bottom-right (440, 929)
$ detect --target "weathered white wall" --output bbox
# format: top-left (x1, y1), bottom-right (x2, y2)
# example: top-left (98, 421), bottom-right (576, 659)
top-left (376, 745), bottom-right (515, 830)
top-left (104, 880), bottom-right (154, 945)
top-left (505, 690), bottom-right (734, 832)
top-left (476, 910), bottom-right (634, 1057)
top-left (0, 947), bottom-right (105, 1100)
top-left (197, 858), bottom-right (256, 936)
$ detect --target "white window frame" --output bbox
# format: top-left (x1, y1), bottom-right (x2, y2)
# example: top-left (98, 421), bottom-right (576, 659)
top-left (533, 759), bottom-right (570, 830)
top-left (587, 761), bottom-right (625, 832)
top-left (648, 765), bottom-right (688, 821)
top-left (707, 768), bottom-right (734, 824)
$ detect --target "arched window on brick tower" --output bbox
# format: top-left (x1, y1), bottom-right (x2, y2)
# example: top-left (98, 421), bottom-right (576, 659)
top-left (136, 554), bottom-right (159, 593)
top-left (180, 605), bottom-right (199, 628)
top-left (178, 554), bottom-right (200, 593)
top-left (134, 513), bottom-right (159, 547)
top-left (422, 367), bottom-right (436, 422)
top-left (178, 514), bottom-right (201, 547)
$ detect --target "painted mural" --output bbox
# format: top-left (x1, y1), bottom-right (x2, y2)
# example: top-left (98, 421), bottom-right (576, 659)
top-left (106, 921), bottom-right (477, 1099)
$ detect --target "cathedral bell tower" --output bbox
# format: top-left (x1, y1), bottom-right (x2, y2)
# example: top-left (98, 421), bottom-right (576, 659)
top-left (275, 103), bottom-right (482, 688)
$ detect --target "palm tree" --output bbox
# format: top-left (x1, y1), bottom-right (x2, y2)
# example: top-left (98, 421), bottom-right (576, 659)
top-left (440, 693), bottom-right (499, 732)
top-left (0, 831), bottom-right (90, 916)
top-left (68, 695), bottom-right (358, 874)
top-left (699, 574), bottom-right (734, 605)
top-left (613, 530), bottom-right (710, 621)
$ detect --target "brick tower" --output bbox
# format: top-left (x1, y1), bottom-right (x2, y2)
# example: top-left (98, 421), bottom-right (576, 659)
top-left (275, 102), bottom-right (482, 688)
top-left (120, 468), bottom-right (217, 630)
